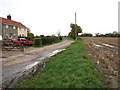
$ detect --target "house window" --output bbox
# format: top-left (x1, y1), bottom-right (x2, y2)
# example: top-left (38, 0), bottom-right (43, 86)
top-left (10, 33), bottom-right (13, 38)
top-left (13, 26), bottom-right (16, 29)
top-left (5, 25), bottom-right (9, 28)
top-left (13, 34), bottom-right (16, 37)
top-left (6, 34), bottom-right (9, 38)
top-left (24, 28), bottom-right (26, 31)
top-left (19, 27), bottom-right (21, 30)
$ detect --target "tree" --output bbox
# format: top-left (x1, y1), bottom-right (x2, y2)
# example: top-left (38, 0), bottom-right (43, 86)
top-left (27, 27), bottom-right (30, 34)
top-left (68, 32), bottom-right (72, 37)
top-left (27, 27), bottom-right (34, 39)
top-left (113, 31), bottom-right (118, 34)
top-left (94, 31), bottom-right (120, 37)
top-left (95, 33), bottom-right (100, 37)
top-left (57, 31), bottom-right (61, 37)
top-left (27, 33), bottom-right (34, 38)
top-left (40, 35), bottom-right (44, 37)
top-left (68, 23), bottom-right (82, 39)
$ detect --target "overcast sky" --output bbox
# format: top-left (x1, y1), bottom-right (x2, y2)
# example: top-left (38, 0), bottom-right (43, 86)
top-left (0, 0), bottom-right (119, 36)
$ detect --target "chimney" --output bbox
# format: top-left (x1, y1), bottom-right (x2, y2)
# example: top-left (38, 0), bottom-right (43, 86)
top-left (7, 14), bottom-right (11, 20)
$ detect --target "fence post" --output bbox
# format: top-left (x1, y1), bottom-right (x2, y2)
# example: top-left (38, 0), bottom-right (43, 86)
top-left (20, 42), bottom-right (24, 52)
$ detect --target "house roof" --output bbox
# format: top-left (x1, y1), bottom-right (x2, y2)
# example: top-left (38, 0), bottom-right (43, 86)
top-left (0, 17), bottom-right (26, 28)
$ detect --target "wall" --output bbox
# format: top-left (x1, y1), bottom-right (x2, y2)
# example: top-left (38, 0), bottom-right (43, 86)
top-left (18, 27), bottom-right (27, 37)
top-left (2, 24), bottom-right (18, 39)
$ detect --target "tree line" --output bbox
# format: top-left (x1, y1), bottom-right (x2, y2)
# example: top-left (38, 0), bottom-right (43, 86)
top-left (94, 32), bottom-right (120, 37)
top-left (79, 32), bottom-right (120, 37)
top-left (68, 24), bottom-right (119, 38)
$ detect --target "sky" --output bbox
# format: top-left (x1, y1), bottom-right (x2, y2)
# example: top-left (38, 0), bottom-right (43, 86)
top-left (0, 0), bottom-right (119, 36)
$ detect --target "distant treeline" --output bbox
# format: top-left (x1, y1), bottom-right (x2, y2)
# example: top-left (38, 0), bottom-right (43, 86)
top-left (79, 33), bottom-right (93, 37)
top-left (79, 31), bottom-right (120, 37)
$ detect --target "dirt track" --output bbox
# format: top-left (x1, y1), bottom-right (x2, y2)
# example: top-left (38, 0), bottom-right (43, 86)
top-left (1, 40), bottom-right (74, 88)
top-left (2, 40), bottom-right (74, 67)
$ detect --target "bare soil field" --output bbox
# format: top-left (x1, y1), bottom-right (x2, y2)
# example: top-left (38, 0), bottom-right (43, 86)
top-left (81, 37), bottom-right (119, 88)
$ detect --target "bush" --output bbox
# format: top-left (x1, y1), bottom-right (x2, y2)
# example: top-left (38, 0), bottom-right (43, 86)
top-left (59, 36), bottom-right (62, 40)
top-left (25, 36), bottom-right (33, 41)
top-left (55, 37), bottom-right (60, 42)
top-left (33, 36), bottom-right (61, 46)
top-left (41, 37), bottom-right (54, 45)
top-left (41, 36), bottom-right (60, 45)
top-left (34, 38), bottom-right (42, 46)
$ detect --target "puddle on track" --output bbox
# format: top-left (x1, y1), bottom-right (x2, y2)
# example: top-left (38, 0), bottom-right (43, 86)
top-left (25, 62), bottom-right (39, 70)
top-left (48, 49), bottom-right (65, 57)
top-left (24, 49), bottom-right (66, 70)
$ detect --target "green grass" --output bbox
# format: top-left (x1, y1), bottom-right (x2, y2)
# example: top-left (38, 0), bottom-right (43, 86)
top-left (68, 37), bottom-right (75, 40)
top-left (17, 38), bottom-right (106, 88)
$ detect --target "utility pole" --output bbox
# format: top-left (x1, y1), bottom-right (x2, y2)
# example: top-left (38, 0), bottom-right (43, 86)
top-left (75, 13), bottom-right (77, 39)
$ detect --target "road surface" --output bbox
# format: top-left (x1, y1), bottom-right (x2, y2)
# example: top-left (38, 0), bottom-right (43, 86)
top-left (1, 40), bottom-right (74, 88)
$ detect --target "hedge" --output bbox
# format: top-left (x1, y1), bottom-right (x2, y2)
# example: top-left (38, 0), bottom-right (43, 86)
top-left (41, 36), bottom-right (61, 45)
top-left (34, 36), bottom-right (62, 46)
top-left (59, 36), bottom-right (62, 40)
top-left (34, 38), bottom-right (42, 46)
top-left (41, 37), bottom-right (54, 45)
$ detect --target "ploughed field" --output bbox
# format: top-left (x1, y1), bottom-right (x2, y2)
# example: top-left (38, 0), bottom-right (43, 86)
top-left (81, 37), bottom-right (119, 88)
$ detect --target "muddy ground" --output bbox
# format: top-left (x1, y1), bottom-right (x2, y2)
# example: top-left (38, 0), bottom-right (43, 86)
top-left (2, 40), bottom-right (74, 67)
top-left (81, 37), bottom-right (119, 88)
top-left (1, 40), bottom-right (74, 88)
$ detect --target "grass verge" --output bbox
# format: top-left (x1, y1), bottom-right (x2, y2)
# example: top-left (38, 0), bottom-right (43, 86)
top-left (17, 38), bottom-right (106, 88)
top-left (68, 37), bottom-right (74, 40)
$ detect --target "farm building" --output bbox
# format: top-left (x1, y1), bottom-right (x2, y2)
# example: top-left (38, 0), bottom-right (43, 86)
top-left (0, 14), bottom-right (28, 39)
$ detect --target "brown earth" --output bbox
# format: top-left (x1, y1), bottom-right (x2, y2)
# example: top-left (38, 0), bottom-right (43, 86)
top-left (81, 37), bottom-right (119, 88)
